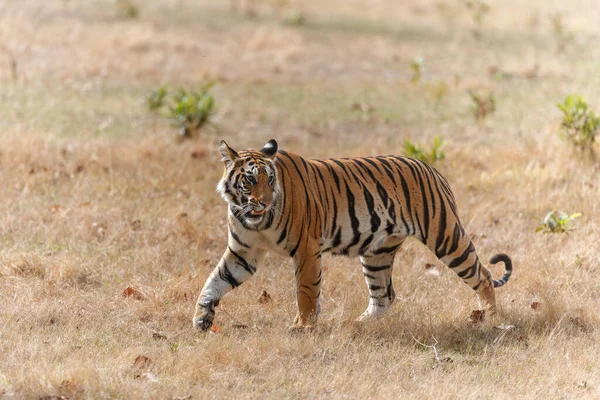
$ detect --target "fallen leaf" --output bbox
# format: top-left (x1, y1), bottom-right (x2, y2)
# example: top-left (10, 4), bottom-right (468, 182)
top-left (258, 290), bottom-right (272, 304)
top-left (152, 332), bottom-right (167, 340)
top-left (232, 324), bottom-right (249, 329)
top-left (531, 302), bottom-right (542, 310)
top-left (210, 324), bottom-right (222, 334)
top-left (470, 309), bottom-right (486, 323)
top-left (133, 355), bottom-right (152, 369)
top-left (122, 287), bottom-right (146, 301)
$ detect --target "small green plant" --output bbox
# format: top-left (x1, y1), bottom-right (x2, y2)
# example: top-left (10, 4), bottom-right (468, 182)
top-left (147, 86), bottom-right (167, 113)
top-left (536, 210), bottom-right (581, 233)
top-left (410, 57), bottom-right (425, 85)
top-left (146, 82), bottom-right (216, 139)
top-left (116, 0), bottom-right (139, 19)
top-left (403, 136), bottom-right (446, 164)
top-left (168, 82), bottom-right (216, 138)
top-left (557, 94), bottom-right (599, 154)
top-left (468, 90), bottom-right (495, 121)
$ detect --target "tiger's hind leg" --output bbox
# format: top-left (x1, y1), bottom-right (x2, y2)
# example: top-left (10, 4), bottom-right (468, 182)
top-left (357, 252), bottom-right (397, 321)
top-left (431, 223), bottom-right (497, 314)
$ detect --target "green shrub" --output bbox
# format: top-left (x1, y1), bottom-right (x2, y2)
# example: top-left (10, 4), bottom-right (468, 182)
top-left (168, 83), bottom-right (216, 138)
top-left (147, 86), bottom-right (167, 113)
top-left (146, 82), bottom-right (216, 139)
top-left (403, 136), bottom-right (446, 164)
top-left (536, 210), bottom-right (581, 233)
top-left (557, 94), bottom-right (599, 154)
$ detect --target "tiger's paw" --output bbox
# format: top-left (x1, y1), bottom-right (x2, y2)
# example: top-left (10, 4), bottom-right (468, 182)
top-left (193, 316), bottom-right (214, 332)
top-left (288, 324), bottom-right (315, 334)
top-left (356, 305), bottom-right (388, 322)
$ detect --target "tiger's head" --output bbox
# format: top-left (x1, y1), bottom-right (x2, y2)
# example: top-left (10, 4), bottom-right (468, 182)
top-left (217, 139), bottom-right (280, 227)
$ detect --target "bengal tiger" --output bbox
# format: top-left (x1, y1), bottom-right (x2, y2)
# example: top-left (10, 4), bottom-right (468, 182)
top-left (193, 139), bottom-right (512, 331)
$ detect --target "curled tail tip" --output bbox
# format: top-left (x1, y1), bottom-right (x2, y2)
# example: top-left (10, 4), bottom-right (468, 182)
top-left (490, 253), bottom-right (512, 271)
top-left (490, 253), bottom-right (512, 288)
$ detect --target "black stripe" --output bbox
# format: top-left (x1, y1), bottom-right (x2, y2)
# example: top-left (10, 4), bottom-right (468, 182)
top-left (457, 260), bottom-right (478, 279)
top-left (219, 263), bottom-right (240, 288)
top-left (360, 157), bottom-right (383, 174)
top-left (448, 223), bottom-right (462, 255)
top-left (362, 184), bottom-right (381, 233)
top-left (341, 183), bottom-right (361, 253)
top-left (358, 234), bottom-right (374, 255)
top-left (228, 246), bottom-right (256, 274)
top-left (375, 157), bottom-right (398, 185)
top-left (448, 242), bottom-right (475, 269)
top-left (434, 197), bottom-right (448, 258)
top-left (230, 230), bottom-right (250, 248)
top-left (362, 264), bottom-right (392, 272)
top-left (315, 160), bottom-right (342, 193)
top-left (372, 243), bottom-right (402, 255)
top-left (290, 219), bottom-right (305, 258)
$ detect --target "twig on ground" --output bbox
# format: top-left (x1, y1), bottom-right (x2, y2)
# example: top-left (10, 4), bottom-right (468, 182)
top-left (411, 334), bottom-right (440, 362)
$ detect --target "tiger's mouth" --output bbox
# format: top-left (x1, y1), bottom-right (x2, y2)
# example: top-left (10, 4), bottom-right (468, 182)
top-left (245, 208), bottom-right (266, 221)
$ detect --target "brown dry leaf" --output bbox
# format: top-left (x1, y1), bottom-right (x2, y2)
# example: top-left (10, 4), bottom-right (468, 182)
top-left (232, 324), bottom-right (249, 329)
top-left (152, 332), bottom-right (167, 340)
top-left (258, 290), bottom-right (272, 304)
top-left (531, 302), bottom-right (542, 310)
top-left (210, 324), bottom-right (222, 334)
top-left (470, 309), bottom-right (486, 323)
top-left (122, 287), bottom-right (146, 301)
top-left (133, 355), bottom-right (152, 378)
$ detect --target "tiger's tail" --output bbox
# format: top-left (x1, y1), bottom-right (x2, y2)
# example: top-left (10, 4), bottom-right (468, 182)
top-left (490, 253), bottom-right (512, 288)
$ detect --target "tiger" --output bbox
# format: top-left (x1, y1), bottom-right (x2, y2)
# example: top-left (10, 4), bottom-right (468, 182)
top-left (193, 139), bottom-right (512, 331)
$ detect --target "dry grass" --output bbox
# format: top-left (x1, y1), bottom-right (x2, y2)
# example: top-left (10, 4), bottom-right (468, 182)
top-left (1, 0), bottom-right (600, 398)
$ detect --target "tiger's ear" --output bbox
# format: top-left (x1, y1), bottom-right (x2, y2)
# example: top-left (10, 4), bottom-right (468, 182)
top-left (260, 139), bottom-right (278, 159)
top-left (219, 140), bottom-right (239, 164)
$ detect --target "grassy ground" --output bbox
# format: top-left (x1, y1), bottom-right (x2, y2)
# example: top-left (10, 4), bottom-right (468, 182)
top-left (1, 0), bottom-right (600, 398)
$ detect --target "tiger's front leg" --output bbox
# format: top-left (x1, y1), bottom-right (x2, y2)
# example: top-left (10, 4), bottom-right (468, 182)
top-left (290, 247), bottom-right (322, 331)
top-left (193, 246), bottom-right (260, 331)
